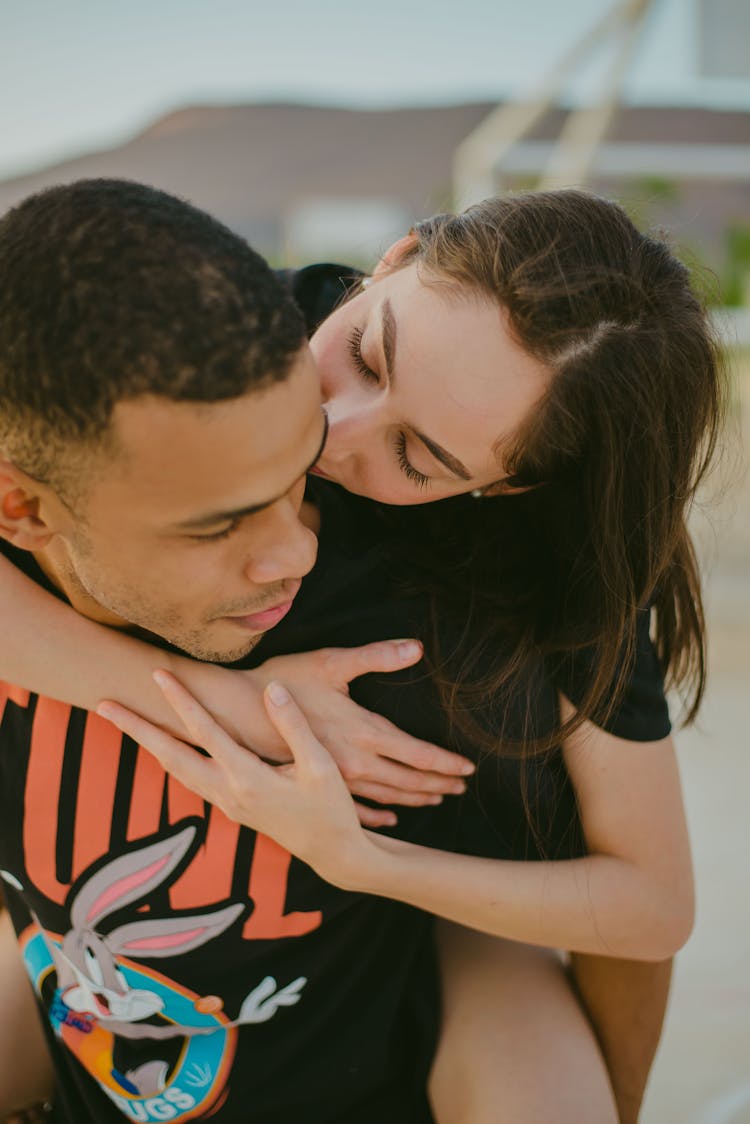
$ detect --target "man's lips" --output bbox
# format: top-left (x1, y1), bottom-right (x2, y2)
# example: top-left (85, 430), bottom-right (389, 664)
top-left (223, 598), bottom-right (295, 632)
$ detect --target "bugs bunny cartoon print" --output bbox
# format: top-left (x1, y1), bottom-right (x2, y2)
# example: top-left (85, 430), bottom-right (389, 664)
top-left (4, 823), bottom-right (307, 1121)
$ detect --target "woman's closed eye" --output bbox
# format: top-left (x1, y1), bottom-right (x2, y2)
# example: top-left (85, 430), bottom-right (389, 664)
top-left (394, 432), bottom-right (431, 490)
top-left (347, 324), bottom-right (431, 489)
top-left (347, 326), bottom-right (380, 385)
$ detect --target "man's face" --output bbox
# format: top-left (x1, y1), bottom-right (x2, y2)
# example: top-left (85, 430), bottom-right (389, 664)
top-left (43, 348), bottom-right (325, 661)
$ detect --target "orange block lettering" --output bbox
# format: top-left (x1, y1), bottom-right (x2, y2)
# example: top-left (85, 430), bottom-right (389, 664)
top-left (242, 834), bottom-right (321, 940)
top-left (126, 746), bottom-right (167, 842)
top-left (23, 697), bottom-right (72, 905)
top-left (71, 714), bottom-right (125, 882)
top-left (0, 681), bottom-right (31, 726)
top-left (167, 783), bottom-right (240, 910)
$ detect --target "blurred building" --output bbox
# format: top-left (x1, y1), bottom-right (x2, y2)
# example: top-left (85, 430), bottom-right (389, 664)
top-left (0, 99), bottom-right (747, 301)
top-left (698, 0), bottom-right (750, 78)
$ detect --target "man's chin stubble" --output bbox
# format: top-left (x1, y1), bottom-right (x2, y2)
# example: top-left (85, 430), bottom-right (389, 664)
top-left (61, 555), bottom-right (268, 663)
top-left (160, 627), bottom-right (265, 664)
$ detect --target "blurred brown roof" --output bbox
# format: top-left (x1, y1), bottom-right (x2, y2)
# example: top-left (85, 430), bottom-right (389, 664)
top-left (0, 101), bottom-right (748, 262)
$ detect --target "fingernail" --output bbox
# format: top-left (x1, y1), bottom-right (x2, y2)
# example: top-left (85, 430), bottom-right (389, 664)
top-left (152, 670), bottom-right (171, 690)
top-left (266, 681), bottom-right (291, 706)
top-left (96, 703), bottom-right (115, 720)
top-left (397, 640), bottom-right (421, 660)
top-left (450, 782), bottom-right (467, 795)
top-left (459, 761), bottom-right (476, 775)
top-left (428, 795), bottom-right (443, 805)
top-left (384, 813), bottom-right (397, 826)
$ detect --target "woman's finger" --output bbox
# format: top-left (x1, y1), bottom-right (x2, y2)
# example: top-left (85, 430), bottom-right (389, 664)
top-left (367, 716), bottom-right (475, 777)
top-left (354, 802), bottom-right (398, 829)
top-left (96, 700), bottom-right (217, 797)
top-left (319, 638), bottom-right (424, 684)
top-left (338, 751), bottom-right (466, 796)
top-left (263, 682), bottom-right (337, 777)
top-left (347, 780), bottom-right (444, 808)
top-left (152, 670), bottom-right (251, 763)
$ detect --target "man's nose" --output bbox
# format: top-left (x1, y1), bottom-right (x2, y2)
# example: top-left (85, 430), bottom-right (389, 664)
top-left (243, 499), bottom-right (318, 585)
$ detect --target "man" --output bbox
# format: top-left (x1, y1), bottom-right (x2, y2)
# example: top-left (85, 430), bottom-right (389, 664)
top-left (0, 180), bottom-right (669, 1123)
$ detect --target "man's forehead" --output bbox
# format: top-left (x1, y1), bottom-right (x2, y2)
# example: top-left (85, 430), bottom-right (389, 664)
top-left (91, 356), bottom-right (323, 521)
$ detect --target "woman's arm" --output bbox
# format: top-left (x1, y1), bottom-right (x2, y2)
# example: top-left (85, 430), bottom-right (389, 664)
top-left (339, 705), bottom-right (694, 960)
top-left (0, 553), bottom-right (199, 735)
top-left (99, 674), bottom-right (695, 962)
top-left (0, 554), bottom-right (471, 820)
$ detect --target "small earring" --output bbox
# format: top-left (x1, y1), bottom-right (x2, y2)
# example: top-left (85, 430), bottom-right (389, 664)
top-left (361, 276), bottom-right (372, 289)
top-left (470, 489), bottom-right (483, 499)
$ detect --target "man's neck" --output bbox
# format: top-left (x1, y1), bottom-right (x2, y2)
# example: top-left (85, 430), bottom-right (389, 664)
top-left (32, 543), bottom-right (131, 630)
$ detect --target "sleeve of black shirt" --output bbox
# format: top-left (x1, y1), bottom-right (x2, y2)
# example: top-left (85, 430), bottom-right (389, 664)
top-left (551, 607), bottom-right (671, 743)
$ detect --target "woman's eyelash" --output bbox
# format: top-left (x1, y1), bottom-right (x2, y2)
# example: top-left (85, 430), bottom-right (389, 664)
top-left (347, 326), bottom-right (379, 384)
top-left (346, 327), bottom-right (428, 489)
top-left (394, 432), bottom-right (430, 490)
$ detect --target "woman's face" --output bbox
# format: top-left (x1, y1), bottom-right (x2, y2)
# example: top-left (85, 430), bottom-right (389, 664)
top-left (309, 260), bottom-right (550, 505)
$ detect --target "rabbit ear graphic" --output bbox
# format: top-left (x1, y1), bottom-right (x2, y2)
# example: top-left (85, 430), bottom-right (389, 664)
top-left (108, 903), bottom-right (245, 959)
top-left (70, 825), bottom-right (197, 929)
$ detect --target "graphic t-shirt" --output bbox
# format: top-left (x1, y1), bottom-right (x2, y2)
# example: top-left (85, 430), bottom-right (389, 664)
top-left (0, 493), bottom-right (460, 1124)
top-left (0, 475), bottom-right (669, 1124)
top-left (0, 265), bottom-right (671, 1124)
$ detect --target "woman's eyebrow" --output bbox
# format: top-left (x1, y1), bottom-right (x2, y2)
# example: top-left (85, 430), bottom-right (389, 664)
top-left (411, 430), bottom-right (472, 480)
top-left (381, 298), bottom-right (471, 481)
top-left (381, 298), bottom-right (397, 379)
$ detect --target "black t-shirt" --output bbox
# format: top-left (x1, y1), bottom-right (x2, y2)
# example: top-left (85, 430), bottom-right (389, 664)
top-left (0, 489), bottom-right (456, 1124)
top-left (0, 265), bottom-right (670, 1124)
top-left (0, 477), bottom-right (669, 1124)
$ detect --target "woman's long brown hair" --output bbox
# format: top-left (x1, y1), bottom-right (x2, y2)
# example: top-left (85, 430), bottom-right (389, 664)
top-left (379, 190), bottom-right (726, 764)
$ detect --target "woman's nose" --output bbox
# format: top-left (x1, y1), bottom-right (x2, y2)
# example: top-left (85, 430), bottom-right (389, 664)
top-left (322, 393), bottom-right (380, 461)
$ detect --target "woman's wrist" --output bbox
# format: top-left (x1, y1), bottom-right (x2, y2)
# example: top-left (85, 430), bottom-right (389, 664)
top-left (165, 658), bottom-right (290, 761)
top-left (325, 828), bottom-right (409, 895)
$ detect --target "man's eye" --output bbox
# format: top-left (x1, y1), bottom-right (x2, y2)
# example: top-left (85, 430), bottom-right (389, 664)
top-left (347, 326), bottom-right (379, 385)
top-left (189, 519), bottom-right (241, 543)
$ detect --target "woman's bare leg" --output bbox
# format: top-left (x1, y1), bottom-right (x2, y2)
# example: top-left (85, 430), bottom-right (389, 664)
top-left (429, 922), bottom-right (618, 1124)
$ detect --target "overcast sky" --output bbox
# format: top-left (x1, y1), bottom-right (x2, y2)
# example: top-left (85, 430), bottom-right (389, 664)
top-left (1, 0), bottom-right (748, 180)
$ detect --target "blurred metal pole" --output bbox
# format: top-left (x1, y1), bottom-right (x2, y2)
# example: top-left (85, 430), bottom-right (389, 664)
top-left (453, 0), bottom-right (657, 209)
top-left (539, 0), bottom-right (653, 189)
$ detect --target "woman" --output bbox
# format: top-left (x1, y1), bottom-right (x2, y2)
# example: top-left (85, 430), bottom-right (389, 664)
top-left (0, 189), bottom-right (724, 1122)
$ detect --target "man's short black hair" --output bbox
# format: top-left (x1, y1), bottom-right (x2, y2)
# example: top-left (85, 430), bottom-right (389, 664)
top-left (0, 179), bottom-right (306, 498)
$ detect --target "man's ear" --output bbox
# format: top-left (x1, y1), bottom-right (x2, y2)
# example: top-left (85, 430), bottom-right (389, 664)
top-left (371, 233), bottom-right (420, 281)
top-left (0, 461), bottom-right (56, 550)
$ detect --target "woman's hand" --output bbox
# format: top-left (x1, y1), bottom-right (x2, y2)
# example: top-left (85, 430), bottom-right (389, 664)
top-left (177, 639), bottom-right (473, 827)
top-left (97, 672), bottom-right (376, 888)
top-left (0, 555), bottom-right (469, 824)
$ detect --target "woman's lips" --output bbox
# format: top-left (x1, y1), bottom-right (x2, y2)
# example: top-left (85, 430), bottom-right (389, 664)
top-left (224, 599), bottom-right (295, 632)
top-left (308, 466), bottom-right (331, 479)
